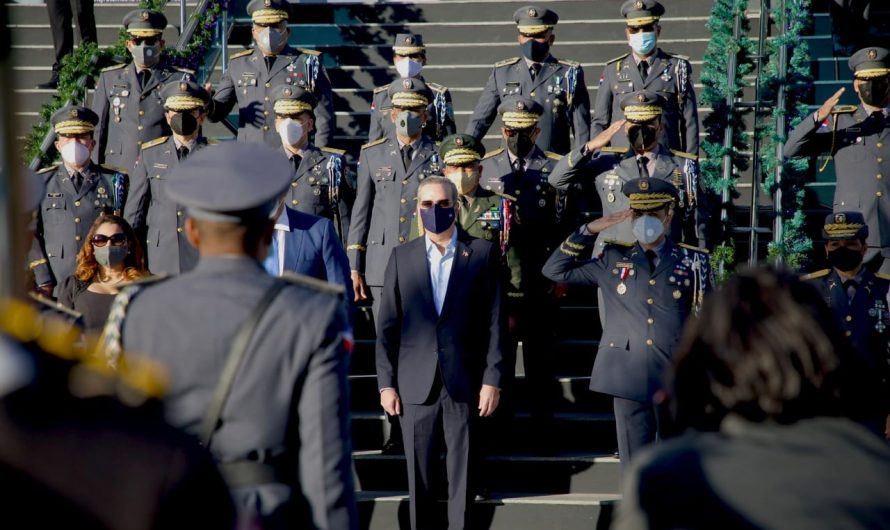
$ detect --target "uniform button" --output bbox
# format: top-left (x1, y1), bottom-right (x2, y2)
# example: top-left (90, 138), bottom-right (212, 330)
top-left (878, 142), bottom-right (884, 148)
top-left (649, 279), bottom-right (656, 285)
top-left (138, 110), bottom-right (144, 116)
top-left (647, 318), bottom-right (654, 325)
top-left (265, 82), bottom-right (271, 88)
top-left (264, 96), bottom-right (269, 101)
top-left (177, 227), bottom-right (183, 233)
top-left (291, 182), bottom-right (298, 188)
top-left (877, 174), bottom-right (884, 180)
top-left (647, 298), bottom-right (654, 305)
top-left (530, 91), bottom-right (536, 97)
top-left (136, 141), bottom-right (142, 145)
top-left (74, 200), bottom-right (80, 207)
top-left (402, 180), bottom-right (409, 185)
top-left (137, 125), bottom-right (144, 131)
top-left (263, 125), bottom-right (269, 131)
top-left (846, 315), bottom-right (853, 322)
top-left (646, 339), bottom-right (654, 346)
top-left (263, 111), bottom-right (269, 116)
top-left (400, 198), bottom-right (407, 204)
top-left (879, 157), bottom-right (884, 163)
top-left (878, 191), bottom-right (884, 198)
top-left (74, 217), bottom-right (80, 223)
top-left (845, 330), bottom-right (852, 337)
top-left (176, 210), bottom-right (183, 217)
top-left (399, 216), bottom-right (406, 223)
top-left (609, 342), bottom-right (614, 347)
top-left (155, 174), bottom-right (160, 179)
top-left (75, 235), bottom-right (81, 242)
top-left (399, 236), bottom-right (406, 243)
top-left (292, 199), bottom-right (299, 206)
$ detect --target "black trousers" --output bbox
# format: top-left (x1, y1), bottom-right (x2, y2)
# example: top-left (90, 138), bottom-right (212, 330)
top-left (613, 396), bottom-right (673, 475)
top-left (46, 0), bottom-right (97, 71)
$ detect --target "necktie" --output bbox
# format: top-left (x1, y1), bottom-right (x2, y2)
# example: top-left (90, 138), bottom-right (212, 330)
top-left (265, 56), bottom-right (275, 72)
top-left (515, 157), bottom-right (525, 176)
top-left (645, 249), bottom-right (657, 271)
top-left (138, 69), bottom-right (150, 90)
top-left (530, 63), bottom-right (541, 80)
top-left (291, 154), bottom-right (302, 173)
top-left (843, 280), bottom-right (858, 303)
top-left (72, 172), bottom-right (83, 192)
top-left (402, 145), bottom-right (413, 170)
top-left (177, 146), bottom-right (189, 161)
top-left (638, 156), bottom-right (651, 179)
top-left (639, 60), bottom-right (649, 80)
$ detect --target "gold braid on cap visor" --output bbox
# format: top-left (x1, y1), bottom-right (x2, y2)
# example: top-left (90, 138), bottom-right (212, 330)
top-left (626, 16), bottom-right (660, 27)
top-left (393, 45), bottom-right (425, 55)
top-left (628, 192), bottom-right (674, 210)
top-left (251, 9), bottom-right (288, 24)
top-left (391, 92), bottom-right (429, 109)
top-left (127, 27), bottom-right (163, 37)
top-left (824, 223), bottom-right (865, 238)
top-left (164, 95), bottom-right (206, 111)
top-left (54, 120), bottom-right (95, 134)
top-left (855, 68), bottom-right (890, 79)
top-left (502, 111), bottom-right (539, 129)
top-left (273, 99), bottom-right (313, 115)
top-left (517, 24), bottom-right (554, 35)
top-left (443, 148), bottom-right (482, 165)
top-left (623, 105), bottom-right (663, 122)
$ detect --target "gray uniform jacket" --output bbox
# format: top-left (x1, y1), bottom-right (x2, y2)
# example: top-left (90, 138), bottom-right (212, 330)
top-left (124, 135), bottom-right (207, 275)
top-left (784, 106), bottom-right (890, 254)
top-left (550, 145), bottom-right (708, 254)
top-left (543, 233), bottom-right (712, 402)
top-left (466, 55), bottom-right (591, 155)
top-left (346, 135), bottom-right (442, 286)
top-left (368, 78), bottom-right (456, 143)
top-left (209, 46), bottom-right (335, 148)
top-left (592, 50), bottom-right (699, 154)
top-left (92, 62), bottom-right (186, 172)
top-left (279, 144), bottom-right (353, 240)
top-left (121, 256), bottom-right (357, 530)
top-left (29, 163), bottom-right (127, 290)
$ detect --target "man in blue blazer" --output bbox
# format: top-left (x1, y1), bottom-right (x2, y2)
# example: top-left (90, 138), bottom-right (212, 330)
top-left (376, 176), bottom-right (504, 530)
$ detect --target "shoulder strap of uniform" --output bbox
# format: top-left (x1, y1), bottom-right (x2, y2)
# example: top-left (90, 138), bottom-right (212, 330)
top-left (670, 149), bottom-right (698, 160)
top-left (373, 83), bottom-right (390, 94)
top-left (876, 273), bottom-right (890, 281)
top-left (118, 274), bottom-right (169, 289)
top-left (427, 81), bottom-right (447, 92)
top-left (831, 105), bottom-right (858, 114)
top-left (801, 269), bottom-right (831, 281)
top-left (678, 242), bottom-right (710, 254)
top-left (281, 271), bottom-right (345, 295)
top-left (141, 136), bottom-right (169, 150)
top-left (495, 57), bottom-right (521, 68)
top-left (544, 151), bottom-right (563, 161)
top-left (603, 239), bottom-right (634, 248)
top-left (101, 63), bottom-right (127, 72)
top-left (173, 67), bottom-right (196, 74)
top-left (37, 164), bottom-right (59, 175)
top-left (606, 53), bottom-right (630, 65)
top-left (28, 292), bottom-right (83, 320)
top-left (600, 146), bottom-right (629, 154)
top-left (361, 138), bottom-right (387, 150)
top-left (230, 49), bottom-right (254, 60)
top-left (100, 164), bottom-right (128, 175)
top-left (664, 51), bottom-right (690, 60)
top-left (482, 147), bottom-right (505, 160)
top-left (558, 58), bottom-right (581, 67)
top-left (320, 146), bottom-right (346, 156)
top-left (297, 47), bottom-right (322, 56)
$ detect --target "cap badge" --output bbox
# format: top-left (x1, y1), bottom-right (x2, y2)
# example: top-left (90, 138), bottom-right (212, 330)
top-left (528, 8), bottom-right (537, 17)
top-left (634, 0), bottom-right (644, 9)
top-left (869, 49), bottom-right (878, 60)
top-left (179, 82), bottom-right (187, 92)
top-left (516, 101), bottom-right (525, 110)
top-left (405, 36), bottom-right (413, 44)
top-left (835, 213), bottom-right (846, 224)
top-left (455, 137), bottom-right (464, 146)
top-left (403, 79), bottom-right (412, 89)
top-left (639, 180), bottom-right (650, 191)
top-left (264, 0), bottom-right (271, 6)
top-left (283, 87), bottom-right (292, 96)
top-left (69, 109), bottom-right (78, 118)
top-left (142, 11), bottom-right (150, 20)
top-left (637, 93), bottom-right (646, 102)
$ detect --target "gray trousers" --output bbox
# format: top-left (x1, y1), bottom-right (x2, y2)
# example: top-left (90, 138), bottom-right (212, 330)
top-left (613, 396), bottom-right (672, 475)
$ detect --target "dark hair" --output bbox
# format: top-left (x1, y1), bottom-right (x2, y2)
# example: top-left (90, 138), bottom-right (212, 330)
top-left (74, 214), bottom-right (148, 283)
top-left (671, 267), bottom-right (853, 430)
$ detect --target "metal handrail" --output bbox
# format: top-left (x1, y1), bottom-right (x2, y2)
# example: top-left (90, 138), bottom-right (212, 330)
top-left (746, 0), bottom-right (772, 265)
top-left (718, 2), bottom-right (743, 278)
top-left (772, 0), bottom-right (789, 266)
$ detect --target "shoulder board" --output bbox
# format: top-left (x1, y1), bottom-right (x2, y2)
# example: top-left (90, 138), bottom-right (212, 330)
top-left (37, 164), bottom-right (59, 175)
top-left (141, 136), bottom-right (169, 150)
top-left (100, 164), bottom-right (128, 175)
top-left (665, 51), bottom-right (690, 60)
top-left (101, 63), bottom-right (127, 72)
top-left (482, 147), bottom-right (505, 160)
top-left (606, 53), bottom-right (630, 65)
top-left (490, 189), bottom-right (518, 202)
top-left (361, 138), bottom-right (387, 150)
top-left (801, 269), bottom-right (830, 281)
top-left (206, 138), bottom-right (219, 145)
top-left (876, 273), bottom-right (890, 281)
top-left (373, 83), bottom-right (390, 94)
top-left (281, 271), bottom-right (345, 295)
top-left (544, 151), bottom-right (562, 161)
top-left (603, 239), bottom-right (634, 247)
top-left (558, 59), bottom-right (580, 67)
top-left (230, 49), bottom-right (254, 60)
top-left (495, 57), bottom-right (521, 68)
top-left (600, 146), bottom-right (629, 154)
top-left (427, 82), bottom-right (447, 92)
top-left (297, 48), bottom-right (322, 56)
top-left (119, 273), bottom-right (170, 289)
top-left (831, 105), bottom-right (858, 114)
top-left (28, 292), bottom-right (82, 319)
top-left (173, 67), bottom-right (195, 74)
top-left (670, 149), bottom-right (698, 160)
top-left (320, 146), bottom-right (346, 156)
top-left (678, 243), bottom-right (709, 254)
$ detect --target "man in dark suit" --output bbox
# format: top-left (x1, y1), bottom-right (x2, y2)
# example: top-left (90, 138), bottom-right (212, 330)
top-left (376, 176), bottom-right (504, 530)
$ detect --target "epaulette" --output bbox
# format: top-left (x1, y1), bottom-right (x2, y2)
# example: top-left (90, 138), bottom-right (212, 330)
top-left (101, 63), bottom-right (127, 72)
top-left (281, 271), bottom-right (345, 295)
top-left (670, 149), bottom-right (698, 160)
top-left (606, 53), bottom-right (630, 65)
top-left (28, 292), bottom-right (82, 320)
top-left (482, 147), bottom-right (505, 160)
top-left (490, 189), bottom-right (518, 202)
top-left (831, 105), bottom-right (858, 114)
top-left (373, 84), bottom-right (390, 94)
top-left (600, 146), bottom-right (629, 154)
top-left (361, 138), bottom-right (387, 150)
top-left (801, 269), bottom-right (830, 281)
top-left (678, 242), bottom-right (709, 254)
top-left (297, 47), bottom-right (322, 56)
top-left (141, 136), bottom-right (168, 150)
top-left (230, 49), bottom-right (253, 60)
top-left (173, 67), bottom-right (195, 74)
top-left (558, 58), bottom-right (581, 67)
top-left (495, 57), bottom-right (521, 68)
top-left (665, 51), bottom-right (690, 60)
top-left (118, 273), bottom-right (170, 289)
top-left (207, 138), bottom-right (219, 145)
top-left (320, 146), bottom-right (346, 156)
top-left (603, 239), bottom-right (634, 247)
top-left (100, 164), bottom-right (128, 175)
top-left (37, 164), bottom-right (59, 175)
top-left (876, 273), bottom-right (890, 281)
top-left (427, 82), bottom-right (447, 92)
top-left (544, 151), bottom-right (563, 161)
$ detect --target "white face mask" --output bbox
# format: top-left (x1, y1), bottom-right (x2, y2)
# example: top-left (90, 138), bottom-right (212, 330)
top-left (395, 58), bottom-right (423, 78)
top-left (277, 118), bottom-right (305, 147)
top-left (61, 141), bottom-right (91, 167)
top-left (632, 214), bottom-right (665, 245)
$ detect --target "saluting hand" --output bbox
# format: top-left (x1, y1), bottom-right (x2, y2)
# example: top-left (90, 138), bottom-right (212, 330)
top-left (816, 87), bottom-right (845, 123)
top-left (203, 82), bottom-right (215, 96)
top-left (585, 120), bottom-right (625, 152)
top-left (478, 385), bottom-right (500, 417)
top-left (351, 271), bottom-right (369, 302)
top-left (583, 209), bottom-right (633, 235)
top-left (381, 388), bottom-right (401, 416)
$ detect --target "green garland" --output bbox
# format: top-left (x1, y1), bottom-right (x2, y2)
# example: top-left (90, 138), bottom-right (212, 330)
top-left (699, 0), bottom-right (756, 280)
top-left (760, 0), bottom-right (814, 270)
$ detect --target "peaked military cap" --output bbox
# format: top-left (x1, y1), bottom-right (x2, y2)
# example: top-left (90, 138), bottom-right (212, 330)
top-left (620, 90), bottom-right (666, 123)
top-left (623, 177), bottom-right (678, 211)
top-left (392, 33), bottom-right (425, 55)
top-left (513, 6), bottom-right (558, 36)
top-left (621, 0), bottom-right (665, 27)
top-left (271, 85), bottom-right (317, 115)
top-left (166, 143), bottom-right (292, 224)
top-left (822, 211), bottom-right (869, 240)
top-left (123, 9), bottom-right (167, 37)
top-left (439, 134), bottom-right (486, 166)
top-left (498, 96), bottom-right (544, 129)
top-left (247, 0), bottom-right (289, 25)
top-left (387, 78), bottom-right (433, 110)
top-left (849, 47), bottom-right (890, 79)
top-left (52, 105), bottom-right (99, 135)
top-left (161, 77), bottom-right (210, 111)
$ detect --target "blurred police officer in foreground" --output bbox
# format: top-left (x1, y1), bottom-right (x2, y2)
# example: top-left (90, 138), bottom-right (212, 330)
top-left (125, 77), bottom-right (211, 275)
top-left (30, 106), bottom-right (128, 298)
top-left (592, 0), bottom-right (699, 154)
top-left (92, 10), bottom-right (190, 172)
top-left (466, 5), bottom-right (590, 155)
top-left (207, 0), bottom-right (335, 147)
top-left (543, 178), bottom-right (712, 472)
top-left (785, 46), bottom-right (890, 273)
top-left (103, 143), bottom-right (357, 529)
top-left (368, 33), bottom-right (456, 144)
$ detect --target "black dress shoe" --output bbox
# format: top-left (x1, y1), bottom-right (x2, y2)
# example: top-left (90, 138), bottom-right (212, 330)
top-left (381, 437), bottom-right (404, 455)
top-left (37, 76), bottom-right (59, 90)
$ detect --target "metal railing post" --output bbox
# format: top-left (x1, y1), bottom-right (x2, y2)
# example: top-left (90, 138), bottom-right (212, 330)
top-left (773, 0), bottom-right (788, 267)
top-left (719, 1), bottom-right (742, 277)
top-left (180, 0), bottom-right (187, 37)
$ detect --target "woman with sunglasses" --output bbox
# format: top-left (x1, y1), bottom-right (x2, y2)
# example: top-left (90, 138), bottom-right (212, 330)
top-left (57, 214), bottom-right (149, 332)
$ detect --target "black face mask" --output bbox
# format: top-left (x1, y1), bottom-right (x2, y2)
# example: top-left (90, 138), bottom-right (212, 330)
top-left (170, 112), bottom-right (198, 136)
top-left (520, 40), bottom-right (550, 62)
top-left (859, 76), bottom-right (890, 107)
top-left (628, 124), bottom-right (658, 152)
top-left (507, 131), bottom-right (535, 158)
top-left (827, 246), bottom-right (864, 272)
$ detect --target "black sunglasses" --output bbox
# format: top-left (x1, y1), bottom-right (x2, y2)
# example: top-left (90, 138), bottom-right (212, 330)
top-left (92, 233), bottom-right (127, 247)
top-left (420, 199), bottom-right (453, 209)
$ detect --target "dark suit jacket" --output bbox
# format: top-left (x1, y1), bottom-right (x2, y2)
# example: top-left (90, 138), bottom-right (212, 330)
top-left (376, 230), bottom-right (504, 404)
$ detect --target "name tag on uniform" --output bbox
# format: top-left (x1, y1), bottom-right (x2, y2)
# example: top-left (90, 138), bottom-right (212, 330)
top-left (616, 262), bottom-right (634, 268)
top-left (153, 163), bottom-right (168, 169)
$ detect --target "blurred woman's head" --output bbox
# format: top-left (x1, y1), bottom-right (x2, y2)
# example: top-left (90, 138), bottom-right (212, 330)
top-left (74, 214), bottom-right (147, 282)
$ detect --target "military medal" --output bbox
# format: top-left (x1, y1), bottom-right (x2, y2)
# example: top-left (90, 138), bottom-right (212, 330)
top-left (607, 191), bottom-right (615, 203)
top-left (869, 300), bottom-right (888, 332)
top-left (617, 267), bottom-right (630, 295)
top-left (672, 289), bottom-right (682, 299)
